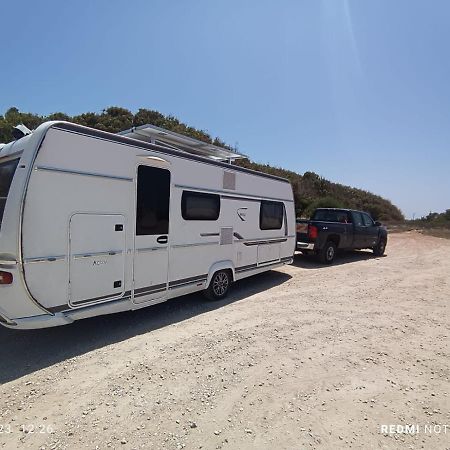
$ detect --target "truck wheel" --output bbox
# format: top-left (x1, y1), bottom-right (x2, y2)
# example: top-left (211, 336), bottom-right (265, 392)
top-left (204, 270), bottom-right (231, 301)
top-left (373, 238), bottom-right (387, 256)
top-left (319, 241), bottom-right (337, 264)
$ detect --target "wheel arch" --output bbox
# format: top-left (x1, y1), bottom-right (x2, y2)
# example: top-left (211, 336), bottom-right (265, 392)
top-left (327, 234), bottom-right (341, 247)
top-left (206, 260), bottom-right (235, 287)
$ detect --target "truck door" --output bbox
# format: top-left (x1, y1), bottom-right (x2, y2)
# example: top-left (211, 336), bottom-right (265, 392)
top-left (362, 213), bottom-right (379, 248)
top-left (351, 212), bottom-right (366, 249)
top-left (133, 164), bottom-right (171, 303)
top-left (69, 214), bottom-right (126, 307)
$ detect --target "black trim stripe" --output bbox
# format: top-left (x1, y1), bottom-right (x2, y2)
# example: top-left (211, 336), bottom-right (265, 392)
top-left (47, 291), bottom-right (132, 314)
top-left (51, 123), bottom-right (290, 184)
top-left (71, 291), bottom-right (128, 306)
top-left (45, 255), bottom-right (294, 315)
top-left (169, 274), bottom-right (208, 288)
top-left (134, 283), bottom-right (167, 295)
top-left (169, 280), bottom-right (206, 290)
top-left (200, 232), bottom-right (220, 237)
top-left (134, 287), bottom-right (167, 298)
top-left (243, 238), bottom-right (288, 246)
top-left (235, 263), bottom-right (258, 273)
top-left (259, 258), bottom-right (280, 265)
top-left (236, 257), bottom-right (292, 274)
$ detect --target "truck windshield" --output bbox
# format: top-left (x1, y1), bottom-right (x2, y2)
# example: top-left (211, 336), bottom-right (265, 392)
top-left (0, 158), bottom-right (19, 229)
top-left (312, 210), bottom-right (351, 223)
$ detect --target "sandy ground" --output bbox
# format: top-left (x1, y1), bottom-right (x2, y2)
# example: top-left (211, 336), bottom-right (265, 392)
top-left (0, 231), bottom-right (449, 450)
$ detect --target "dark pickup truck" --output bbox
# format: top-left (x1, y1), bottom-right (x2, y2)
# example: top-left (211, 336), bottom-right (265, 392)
top-left (296, 208), bottom-right (388, 264)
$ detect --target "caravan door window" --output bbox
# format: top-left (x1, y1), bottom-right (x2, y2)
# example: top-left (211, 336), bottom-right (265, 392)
top-left (0, 158), bottom-right (19, 229)
top-left (182, 191), bottom-right (220, 220)
top-left (259, 200), bottom-right (284, 230)
top-left (136, 166), bottom-right (171, 235)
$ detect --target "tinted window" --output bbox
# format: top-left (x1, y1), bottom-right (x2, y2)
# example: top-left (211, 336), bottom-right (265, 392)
top-left (352, 212), bottom-right (364, 227)
top-left (362, 213), bottom-right (374, 227)
top-left (0, 158), bottom-right (19, 229)
top-left (260, 201), bottom-right (283, 230)
top-left (136, 166), bottom-right (170, 235)
top-left (312, 209), bottom-right (350, 223)
top-left (182, 191), bottom-right (220, 220)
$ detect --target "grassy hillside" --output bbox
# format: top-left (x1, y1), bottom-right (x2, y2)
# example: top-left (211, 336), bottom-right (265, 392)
top-left (0, 106), bottom-right (404, 221)
top-left (407, 210), bottom-right (450, 235)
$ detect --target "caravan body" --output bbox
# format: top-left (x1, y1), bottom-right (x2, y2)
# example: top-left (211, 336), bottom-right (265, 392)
top-left (0, 122), bottom-right (295, 329)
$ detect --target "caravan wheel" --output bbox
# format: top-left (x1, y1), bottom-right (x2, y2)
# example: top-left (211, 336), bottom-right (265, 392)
top-left (204, 270), bottom-right (231, 301)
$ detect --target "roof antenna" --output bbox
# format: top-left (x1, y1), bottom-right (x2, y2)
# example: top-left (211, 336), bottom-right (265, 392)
top-left (12, 124), bottom-right (32, 140)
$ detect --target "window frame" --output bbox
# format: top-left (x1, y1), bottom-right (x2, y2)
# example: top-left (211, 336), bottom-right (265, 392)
top-left (0, 158), bottom-right (20, 230)
top-left (352, 211), bottom-right (364, 227)
top-left (135, 165), bottom-right (171, 236)
top-left (259, 200), bottom-right (284, 231)
top-left (181, 190), bottom-right (221, 221)
top-left (362, 213), bottom-right (374, 227)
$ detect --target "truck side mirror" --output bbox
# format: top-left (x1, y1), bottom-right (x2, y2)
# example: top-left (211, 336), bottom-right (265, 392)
top-left (374, 221), bottom-right (381, 226)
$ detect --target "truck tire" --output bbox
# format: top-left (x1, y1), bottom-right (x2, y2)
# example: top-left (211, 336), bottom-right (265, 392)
top-left (204, 270), bottom-right (231, 301)
top-left (373, 238), bottom-right (387, 256)
top-left (318, 241), bottom-right (337, 264)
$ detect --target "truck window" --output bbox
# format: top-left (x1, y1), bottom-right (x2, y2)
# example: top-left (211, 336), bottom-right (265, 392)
top-left (313, 210), bottom-right (348, 223)
top-left (352, 212), bottom-right (364, 227)
top-left (0, 158), bottom-right (19, 230)
top-left (136, 166), bottom-right (171, 235)
top-left (260, 201), bottom-right (283, 230)
top-left (336, 212), bottom-right (349, 223)
top-left (182, 191), bottom-right (220, 221)
top-left (362, 213), bottom-right (374, 227)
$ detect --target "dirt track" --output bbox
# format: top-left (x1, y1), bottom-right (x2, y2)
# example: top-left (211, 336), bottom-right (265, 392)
top-left (0, 231), bottom-right (449, 449)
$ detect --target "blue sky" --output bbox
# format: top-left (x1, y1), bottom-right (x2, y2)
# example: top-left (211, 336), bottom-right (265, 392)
top-left (1, 0), bottom-right (449, 218)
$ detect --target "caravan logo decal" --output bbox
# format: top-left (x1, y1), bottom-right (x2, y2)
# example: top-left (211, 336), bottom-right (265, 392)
top-left (93, 260), bottom-right (107, 266)
top-left (237, 208), bottom-right (248, 221)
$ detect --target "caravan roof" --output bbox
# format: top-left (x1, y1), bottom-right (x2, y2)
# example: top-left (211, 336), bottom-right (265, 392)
top-left (119, 124), bottom-right (246, 162)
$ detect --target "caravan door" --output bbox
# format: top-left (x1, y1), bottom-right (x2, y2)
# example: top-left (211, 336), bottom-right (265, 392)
top-left (69, 214), bottom-right (126, 307)
top-left (133, 163), bottom-right (171, 303)
top-left (257, 201), bottom-right (284, 265)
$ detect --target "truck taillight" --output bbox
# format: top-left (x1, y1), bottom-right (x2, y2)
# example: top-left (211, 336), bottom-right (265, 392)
top-left (0, 271), bottom-right (13, 285)
top-left (308, 225), bottom-right (318, 240)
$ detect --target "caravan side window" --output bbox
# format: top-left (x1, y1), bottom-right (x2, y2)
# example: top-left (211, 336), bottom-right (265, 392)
top-left (0, 158), bottom-right (19, 230)
top-left (260, 200), bottom-right (284, 230)
top-left (182, 191), bottom-right (220, 220)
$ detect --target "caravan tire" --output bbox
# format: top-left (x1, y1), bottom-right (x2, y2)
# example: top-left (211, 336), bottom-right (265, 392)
top-left (204, 270), bottom-right (231, 301)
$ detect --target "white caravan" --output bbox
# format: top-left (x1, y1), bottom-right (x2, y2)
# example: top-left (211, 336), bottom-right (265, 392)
top-left (0, 122), bottom-right (295, 329)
